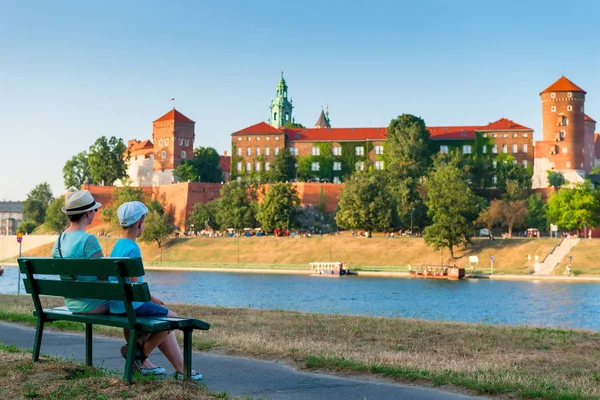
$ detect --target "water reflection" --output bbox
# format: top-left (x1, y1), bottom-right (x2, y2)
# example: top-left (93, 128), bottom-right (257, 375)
top-left (1, 266), bottom-right (599, 330)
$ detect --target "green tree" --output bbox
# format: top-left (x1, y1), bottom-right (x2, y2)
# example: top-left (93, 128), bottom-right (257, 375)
top-left (215, 181), bottom-right (256, 230)
top-left (423, 165), bottom-right (480, 259)
top-left (23, 182), bottom-right (54, 225)
top-left (494, 156), bottom-right (532, 194)
top-left (335, 172), bottom-right (394, 236)
top-left (140, 210), bottom-right (173, 247)
top-left (44, 196), bottom-right (69, 233)
top-left (173, 147), bottom-right (223, 183)
top-left (256, 183), bottom-right (300, 232)
top-left (17, 220), bottom-right (38, 234)
top-left (187, 201), bottom-right (220, 231)
top-left (283, 121), bottom-right (304, 128)
top-left (386, 114), bottom-right (432, 181)
top-left (476, 202), bottom-right (501, 231)
top-left (526, 193), bottom-right (548, 231)
top-left (547, 181), bottom-right (600, 231)
top-left (88, 136), bottom-right (129, 185)
top-left (269, 148), bottom-right (296, 183)
top-left (589, 165), bottom-right (600, 175)
top-left (63, 151), bottom-right (90, 190)
top-left (296, 156), bottom-right (315, 182)
top-left (547, 171), bottom-right (565, 190)
top-left (101, 186), bottom-right (145, 231)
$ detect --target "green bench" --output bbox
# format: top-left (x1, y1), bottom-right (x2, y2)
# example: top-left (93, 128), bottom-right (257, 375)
top-left (18, 257), bottom-right (210, 382)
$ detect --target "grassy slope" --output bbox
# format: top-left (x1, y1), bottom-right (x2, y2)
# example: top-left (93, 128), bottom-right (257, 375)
top-left (8, 235), bottom-right (561, 275)
top-left (553, 239), bottom-right (600, 276)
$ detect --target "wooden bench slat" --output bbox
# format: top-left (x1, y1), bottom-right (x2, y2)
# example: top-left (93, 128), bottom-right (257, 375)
top-left (19, 257), bottom-right (145, 277)
top-left (23, 278), bottom-right (151, 302)
top-left (35, 308), bottom-right (173, 331)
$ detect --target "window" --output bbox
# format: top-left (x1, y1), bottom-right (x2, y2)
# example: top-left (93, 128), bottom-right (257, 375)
top-left (165, 139), bottom-right (169, 146)
top-left (523, 133), bottom-right (528, 138)
top-left (237, 137), bottom-right (242, 141)
top-left (256, 137), bottom-right (260, 141)
top-left (551, 93), bottom-right (556, 99)
top-left (246, 162), bottom-right (251, 172)
top-left (355, 146), bottom-right (364, 156)
top-left (492, 160), bottom-right (497, 168)
top-left (560, 130), bottom-right (566, 139)
top-left (273, 112), bottom-right (277, 122)
top-left (333, 162), bottom-right (342, 171)
top-left (246, 147), bottom-right (251, 156)
top-left (482, 145), bottom-right (487, 154)
top-left (159, 139), bottom-right (163, 146)
top-left (440, 145), bottom-right (449, 154)
top-left (512, 144), bottom-right (518, 153)
top-left (275, 136), bottom-right (280, 141)
top-left (374, 145), bottom-right (384, 155)
top-left (161, 151), bottom-right (166, 159)
top-left (567, 92), bottom-right (572, 98)
top-left (256, 147), bottom-right (261, 156)
top-left (181, 151), bottom-right (186, 159)
top-left (462, 145), bottom-right (472, 154)
top-left (333, 176), bottom-right (341, 184)
top-left (237, 147), bottom-right (242, 156)
top-left (255, 162), bottom-right (261, 172)
top-left (285, 113), bottom-right (289, 121)
top-left (332, 146), bottom-right (342, 156)
top-left (493, 133), bottom-right (498, 138)
top-left (551, 106), bottom-right (556, 112)
top-left (266, 136), bottom-right (270, 141)
top-left (522, 144), bottom-right (528, 153)
top-left (290, 147), bottom-right (298, 156)
top-left (492, 145), bottom-right (497, 154)
top-left (311, 162), bottom-right (320, 171)
top-left (493, 175), bottom-right (498, 184)
top-left (179, 139), bottom-right (183, 146)
top-left (512, 160), bottom-right (517, 165)
top-left (522, 160), bottom-right (528, 168)
top-left (374, 160), bottom-right (384, 170)
top-left (236, 162), bottom-right (242, 171)
top-left (482, 133), bottom-right (487, 138)
top-left (265, 162), bottom-right (270, 171)
top-left (502, 144), bottom-right (508, 154)
top-left (567, 105), bottom-right (573, 111)
top-left (562, 147), bottom-right (567, 153)
top-left (503, 133), bottom-right (508, 138)
top-left (265, 147), bottom-right (270, 156)
top-left (311, 146), bottom-right (320, 156)
top-left (274, 146), bottom-right (280, 155)
top-left (246, 137), bottom-right (251, 141)
top-left (185, 140), bottom-right (190, 146)
top-left (355, 161), bottom-right (365, 171)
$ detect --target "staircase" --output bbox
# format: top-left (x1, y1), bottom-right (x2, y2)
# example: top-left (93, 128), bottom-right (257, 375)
top-left (534, 238), bottom-right (580, 275)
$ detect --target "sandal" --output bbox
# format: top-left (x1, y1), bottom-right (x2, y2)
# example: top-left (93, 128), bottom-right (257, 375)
top-left (123, 342), bottom-right (166, 375)
top-left (174, 370), bottom-right (203, 381)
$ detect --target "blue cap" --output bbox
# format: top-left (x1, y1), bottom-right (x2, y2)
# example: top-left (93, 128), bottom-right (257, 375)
top-left (117, 201), bottom-right (148, 228)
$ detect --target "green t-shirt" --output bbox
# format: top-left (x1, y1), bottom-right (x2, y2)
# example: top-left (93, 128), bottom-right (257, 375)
top-left (52, 230), bottom-right (106, 313)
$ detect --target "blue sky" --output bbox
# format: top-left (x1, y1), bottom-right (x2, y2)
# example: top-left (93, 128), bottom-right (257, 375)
top-left (1, 0), bottom-right (599, 200)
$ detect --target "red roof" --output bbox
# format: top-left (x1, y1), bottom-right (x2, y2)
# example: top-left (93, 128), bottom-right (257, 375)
top-left (541, 76), bottom-right (586, 94)
top-left (584, 114), bottom-right (596, 123)
top-left (283, 127), bottom-right (387, 142)
top-left (153, 108), bottom-right (195, 123)
top-left (480, 118), bottom-right (532, 131)
top-left (128, 139), bottom-right (154, 152)
top-left (427, 126), bottom-right (481, 140)
top-left (233, 122), bottom-right (284, 135)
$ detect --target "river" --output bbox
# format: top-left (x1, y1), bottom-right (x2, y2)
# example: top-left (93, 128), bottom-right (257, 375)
top-left (2, 267), bottom-right (598, 330)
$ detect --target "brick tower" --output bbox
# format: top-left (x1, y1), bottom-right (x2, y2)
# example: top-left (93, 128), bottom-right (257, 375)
top-left (152, 108), bottom-right (195, 185)
top-left (532, 76), bottom-right (589, 188)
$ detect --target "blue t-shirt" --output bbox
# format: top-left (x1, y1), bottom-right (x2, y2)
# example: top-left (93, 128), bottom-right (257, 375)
top-left (109, 238), bottom-right (145, 314)
top-left (52, 231), bottom-right (105, 313)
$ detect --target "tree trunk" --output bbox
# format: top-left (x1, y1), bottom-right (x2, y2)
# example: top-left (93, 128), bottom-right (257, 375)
top-left (449, 245), bottom-right (454, 260)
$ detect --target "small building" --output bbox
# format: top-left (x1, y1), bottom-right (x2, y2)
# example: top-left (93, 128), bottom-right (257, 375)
top-left (0, 201), bottom-right (24, 235)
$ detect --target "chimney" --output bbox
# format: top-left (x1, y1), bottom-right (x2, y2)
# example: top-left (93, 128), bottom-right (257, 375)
top-left (223, 150), bottom-right (228, 156)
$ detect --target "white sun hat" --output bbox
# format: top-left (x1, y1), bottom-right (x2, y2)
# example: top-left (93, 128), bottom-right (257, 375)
top-left (117, 201), bottom-right (149, 228)
top-left (61, 190), bottom-right (102, 215)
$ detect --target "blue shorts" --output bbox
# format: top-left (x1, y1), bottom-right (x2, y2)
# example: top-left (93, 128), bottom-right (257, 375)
top-left (134, 302), bottom-right (169, 316)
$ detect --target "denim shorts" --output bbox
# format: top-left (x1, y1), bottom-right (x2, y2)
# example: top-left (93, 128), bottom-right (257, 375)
top-left (134, 302), bottom-right (169, 316)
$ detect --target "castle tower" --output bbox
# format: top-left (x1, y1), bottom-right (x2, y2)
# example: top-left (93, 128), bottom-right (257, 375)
top-left (268, 72), bottom-right (293, 127)
top-left (532, 76), bottom-right (589, 188)
top-left (152, 108), bottom-right (195, 185)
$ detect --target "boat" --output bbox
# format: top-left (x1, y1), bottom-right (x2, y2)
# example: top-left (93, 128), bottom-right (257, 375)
top-left (310, 262), bottom-right (355, 277)
top-left (408, 265), bottom-right (465, 280)
top-left (0, 265), bottom-right (4, 276)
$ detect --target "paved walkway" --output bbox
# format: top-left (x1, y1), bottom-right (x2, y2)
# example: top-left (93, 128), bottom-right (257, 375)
top-left (0, 322), bottom-right (484, 400)
top-left (534, 238), bottom-right (579, 275)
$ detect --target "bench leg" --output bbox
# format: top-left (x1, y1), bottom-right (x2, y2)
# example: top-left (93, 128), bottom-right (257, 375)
top-left (85, 323), bottom-right (93, 367)
top-left (183, 329), bottom-right (192, 379)
top-left (124, 330), bottom-right (138, 384)
top-left (32, 319), bottom-right (44, 362)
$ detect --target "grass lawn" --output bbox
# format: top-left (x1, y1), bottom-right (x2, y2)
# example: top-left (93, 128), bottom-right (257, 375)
top-left (1, 294), bottom-right (599, 399)
top-left (5, 235), bottom-right (562, 275)
top-left (553, 239), bottom-right (600, 276)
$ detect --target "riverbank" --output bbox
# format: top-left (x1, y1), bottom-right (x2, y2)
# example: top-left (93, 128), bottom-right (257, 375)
top-left (1, 294), bottom-right (598, 399)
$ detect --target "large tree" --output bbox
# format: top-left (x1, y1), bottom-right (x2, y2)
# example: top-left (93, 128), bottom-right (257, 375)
top-left (547, 171), bottom-right (565, 190)
top-left (215, 181), bottom-right (256, 230)
top-left (335, 172), bottom-right (394, 236)
top-left (44, 196), bottom-right (69, 233)
top-left (88, 136), bottom-right (128, 186)
top-left (494, 155), bottom-right (532, 194)
top-left (140, 209), bottom-right (173, 248)
top-left (100, 186), bottom-right (145, 231)
top-left (23, 182), bottom-right (54, 225)
top-left (256, 183), bottom-right (300, 232)
top-left (187, 201), bottom-right (220, 231)
top-left (63, 151), bottom-right (90, 190)
top-left (269, 147), bottom-right (296, 183)
top-left (526, 193), bottom-right (548, 231)
top-left (174, 147), bottom-right (223, 183)
top-left (386, 114), bottom-right (432, 181)
top-left (423, 165), bottom-right (480, 259)
top-left (547, 181), bottom-right (600, 231)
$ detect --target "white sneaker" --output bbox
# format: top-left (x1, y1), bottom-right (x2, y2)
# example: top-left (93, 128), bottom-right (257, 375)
top-left (174, 370), bottom-right (203, 381)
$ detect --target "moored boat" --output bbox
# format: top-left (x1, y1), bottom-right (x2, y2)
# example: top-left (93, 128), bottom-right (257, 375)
top-left (408, 265), bottom-right (465, 280)
top-left (310, 262), bottom-right (355, 277)
top-left (0, 265), bottom-right (4, 276)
